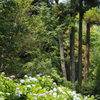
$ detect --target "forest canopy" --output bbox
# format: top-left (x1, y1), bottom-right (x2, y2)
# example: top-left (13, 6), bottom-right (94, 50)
top-left (0, 0), bottom-right (100, 99)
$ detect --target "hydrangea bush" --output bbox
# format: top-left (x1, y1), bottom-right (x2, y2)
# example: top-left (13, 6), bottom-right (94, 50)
top-left (0, 72), bottom-right (94, 100)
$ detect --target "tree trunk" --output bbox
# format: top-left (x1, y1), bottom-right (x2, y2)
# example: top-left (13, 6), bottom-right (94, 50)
top-left (70, 0), bottom-right (76, 85)
top-left (84, 22), bottom-right (90, 80)
top-left (58, 33), bottom-right (67, 80)
top-left (78, 0), bottom-right (83, 87)
top-left (55, 0), bottom-right (67, 80)
top-left (70, 27), bottom-right (75, 84)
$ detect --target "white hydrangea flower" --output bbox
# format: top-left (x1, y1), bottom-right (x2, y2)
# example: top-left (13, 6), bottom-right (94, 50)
top-left (34, 97), bottom-right (38, 100)
top-left (32, 84), bottom-right (36, 87)
top-left (20, 79), bottom-right (25, 83)
top-left (0, 92), bottom-right (3, 94)
top-left (15, 90), bottom-right (22, 97)
top-left (24, 75), bottom-right (28, 78)
top-left (27, 85), bottom-right (31, 88)
top-left (42, 76), bottom-right (46, 78)
top-left (53, 88), bottom-right (57, 91)
top-left (68, 91), bottom-right (76, 95)
top-left (73, 96), bottom-right (80, 100)
top-left (84, 96), bottom-right (88, 100)
top-left (6, 93), bottom-right (10, 95)
top-left (53, 92), bottom-right (57, 97)
top-left (29, 76), bottom-right (32, 79)
top-left (30, 78), bottom-right (38, 81)
top-left (49, 90), bottom-right (53, 93)
top-left (62, 92), bottom-right (66, 94)
top-left (39, 87), bottom-right (42, 89)
top-left (62, 87), bottom-right (66, 89)
top-left (38, 94), bottom-right (45, 96)
top-left (58, 87), bottom-right (63, 92)
top-left (53, 82), bottom-right (56, 84)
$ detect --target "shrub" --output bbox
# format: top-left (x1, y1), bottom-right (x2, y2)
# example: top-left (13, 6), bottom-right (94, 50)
top-left (0, 72), bottom-right (94, 100)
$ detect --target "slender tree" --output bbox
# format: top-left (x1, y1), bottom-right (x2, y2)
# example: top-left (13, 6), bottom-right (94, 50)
top-left (70, 0), bottom-right (76, 84)
top-left (84, 21), bottom-right (90, 80)
top-left (55, 0), bottom-right (67, 80)
top-left (84, 7), bottom-right (100, 80)
top-left (58, 33), bottom-right (67, 79)
top-left (78, 0), bottom-right (83, 86)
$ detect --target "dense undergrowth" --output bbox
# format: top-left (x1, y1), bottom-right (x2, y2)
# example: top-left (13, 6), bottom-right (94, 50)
top-left (0, 72), bottom-right (94, 100)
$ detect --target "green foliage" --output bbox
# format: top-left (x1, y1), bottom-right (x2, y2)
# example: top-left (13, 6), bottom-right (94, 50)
top-left (89, 25), bottom-right (100, 80)
top-left (84, 7), bottom-right (100, 23)
top-left (0, 0), bottom-right (19, 68)
top-left (0, 0), bottom-right (32, 74)
top-left (23, 58), bottom-right (53, 75)
top-left (82, 80), bottom-right (95, 95)
top-left (76, 79), bottom-right (100, 99)
top-left (89, 51), bottom-right (100, 98)
top-left (0, 73), bottom-right (94, 100)
top-left (90, 25), bottom-right (100, 48)
top-left (0, 0), bottom-right (72, 80)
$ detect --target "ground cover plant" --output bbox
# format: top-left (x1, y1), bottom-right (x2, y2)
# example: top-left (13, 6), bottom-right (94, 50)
top-left (0, 72), bottom-right (94, 100)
